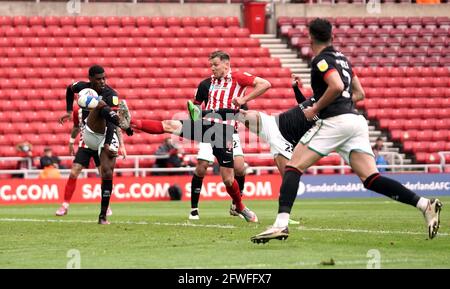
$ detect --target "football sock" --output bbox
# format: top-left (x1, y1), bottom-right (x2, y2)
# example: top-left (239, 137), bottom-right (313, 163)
top-left (416, 197), bottom-right (430, 213)
top-left (225, 180), bottom-right (244, 212)
top-left (63, 177), bottom-right (77, 203)
top-left (131, 120), bottom-right (164, 134)
top-left (278, 166), bottom-right (302, 214)
top-left (100, 179), bottom-right (113, 218)
top-left (274, 213), bottom-right (290, 228)
top-left (235, 175), bottom-right (245, 196)
top-left (190, 174), bottom-right (203, 209)
top-left (363, 173), bottom-right (420, 207)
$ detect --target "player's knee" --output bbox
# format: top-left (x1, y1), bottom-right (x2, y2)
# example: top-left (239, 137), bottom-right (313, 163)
top-left (223, 177), bottom-right (234, 187)
top-left (233, 161), bottom-right (246, 176)
top-left (101, 169), bottom-right (113, 180)
top-left (194, 162), bottom-right (209, 177)
top-left (70, 164), bottom-right (83, 177)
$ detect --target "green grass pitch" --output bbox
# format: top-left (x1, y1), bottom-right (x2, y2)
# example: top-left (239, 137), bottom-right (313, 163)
top-left (1, 197), bottom-right (449, 268)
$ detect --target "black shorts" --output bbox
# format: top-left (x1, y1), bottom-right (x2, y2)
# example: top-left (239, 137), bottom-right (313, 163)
top-left (179, 119), bottom-right (234, 168)
top-left (74, 147), bottom-right (101, 168)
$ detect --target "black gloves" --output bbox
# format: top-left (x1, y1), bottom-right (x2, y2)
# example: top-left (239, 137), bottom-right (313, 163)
top-left (125, 127), bottom-right (134, 136)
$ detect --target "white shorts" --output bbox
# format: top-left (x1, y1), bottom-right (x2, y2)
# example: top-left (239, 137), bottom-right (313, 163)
top-left (300, 113), bottom-right (374, 164)
top-left (259, 112), bottom-right (294, 160)
top-left (197, 133), bottom-right (243, 163)
top-left (83, 125), bottom-right (119, 156)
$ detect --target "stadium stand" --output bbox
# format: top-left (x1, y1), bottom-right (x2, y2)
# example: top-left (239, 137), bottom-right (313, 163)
top-left (280, 16), bottom-right (450, 168)
top-left (0, 15), bottom-right (294, 171)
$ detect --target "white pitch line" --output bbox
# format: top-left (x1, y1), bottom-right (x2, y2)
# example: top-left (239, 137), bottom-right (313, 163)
top-left (0, 218), bottom-right (447, 237)
top-left (298, 226), bottom-right (450, 237)
top-left (0, 218), bottom-right (236, 229)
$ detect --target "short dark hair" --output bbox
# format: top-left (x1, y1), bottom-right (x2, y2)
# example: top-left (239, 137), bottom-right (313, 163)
top-left (209, 50), bottom-right (230, 61)
top-left (309, 18), bottom-right (332, 44)
top-left (88, 65), bottom-right (105, 77)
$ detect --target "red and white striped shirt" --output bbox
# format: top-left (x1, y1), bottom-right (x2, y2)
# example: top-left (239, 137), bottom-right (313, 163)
top-left (206, 70), bottom-right (255, 126)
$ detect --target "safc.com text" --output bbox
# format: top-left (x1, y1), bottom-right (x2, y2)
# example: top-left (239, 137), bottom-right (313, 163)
top-left (0, 176), bottom-right (278, 204)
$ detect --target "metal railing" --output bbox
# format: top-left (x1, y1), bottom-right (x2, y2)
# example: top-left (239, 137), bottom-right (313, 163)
top-left (0, 151), bottom-right (445, 179)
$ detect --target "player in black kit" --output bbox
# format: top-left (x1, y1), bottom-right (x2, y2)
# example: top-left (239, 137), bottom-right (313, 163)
top-left (251, 18), bottom-right (442, 243)
top-left (59, 65), bottom-right (132, 224)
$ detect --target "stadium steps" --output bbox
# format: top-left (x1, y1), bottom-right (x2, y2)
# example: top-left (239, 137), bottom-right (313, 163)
top-left (252, 34), bottom-right (311, 86)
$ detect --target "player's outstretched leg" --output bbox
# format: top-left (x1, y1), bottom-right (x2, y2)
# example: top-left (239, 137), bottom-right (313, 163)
top-left (187, 100), bottom-right (201, 121)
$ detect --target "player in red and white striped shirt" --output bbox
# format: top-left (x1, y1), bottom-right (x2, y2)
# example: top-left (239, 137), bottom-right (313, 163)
top-left (188, 51), bottom-right (271, 220)
top-left (131, 51), bottom-right (271, 222)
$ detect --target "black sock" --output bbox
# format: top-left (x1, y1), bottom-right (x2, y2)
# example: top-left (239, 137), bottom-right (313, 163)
top-left (190, 174), bottom-right (203, 209)
top-left (363, 173), bottom-right (420, 207)
top-left (100, 105), bottom-right (120, 126)
top-left (235, 175), bottom-right (245, 196)
top-left (100, 179), bottom-right (113, 218)
top-left (278, 166), bottom-right (302, 214)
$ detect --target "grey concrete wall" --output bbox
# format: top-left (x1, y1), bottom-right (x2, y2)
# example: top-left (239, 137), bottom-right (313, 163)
top-left (0, 2), bottom-right (242, 17)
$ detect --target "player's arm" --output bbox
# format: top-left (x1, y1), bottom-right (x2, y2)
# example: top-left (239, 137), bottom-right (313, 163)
top-left (60, 82), bottom-right (82, 124)
top-left (69, 126), bottom-right (80, 156)
top-left (351, 75), bottom-right (365, 103)
top-left (239, 76), bottom-right (271, 105)
top-left (68, 108), bottom-right (80, 156)
top-left (303, 70), bottom-right (344, 121)
top-left (292, 74), bottom-right (306, 104)
top-left (116, 128), bottom-right (127, 160)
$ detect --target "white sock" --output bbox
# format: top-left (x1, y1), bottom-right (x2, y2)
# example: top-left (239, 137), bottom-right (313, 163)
top-left (273, 213), bottom-right (290, 228)
top-left (416, 197), bottom-right (429, 212)
top-left (62, 202), bottom-right (69, 208)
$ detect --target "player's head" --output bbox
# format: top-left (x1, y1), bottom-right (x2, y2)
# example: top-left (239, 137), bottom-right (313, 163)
top-left (209, 50), bottom-right (230, 79)
top-left (88, 65), bottom-right (106, 93)
top-left (308, 18), bottom-right (332, 49)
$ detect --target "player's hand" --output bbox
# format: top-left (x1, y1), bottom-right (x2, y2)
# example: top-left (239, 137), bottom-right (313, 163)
top-left (292, 74), bottom-right (302, 87)
top-left (69, 143), bottom-right (75, 156)
top-left (232, 97), bottom-right (246, 106)
top-left (303, 104), bottom-right (319, 122)
top-left (59, 112), bottom-right (72, 125)
top-left (125, 127), bottom-right (134, 136)
top-left (120, 146), bottom-right (127, 160)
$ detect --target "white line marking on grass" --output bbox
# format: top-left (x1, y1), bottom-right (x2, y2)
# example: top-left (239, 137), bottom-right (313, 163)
top-left (299, 200), bottom-right (397, 205)
top-left (298, 226), bottom-right (449, 236)
top-left (0, 218), bottom-right (236, 229)
top-left (1, 218), bottom-right (447, 237)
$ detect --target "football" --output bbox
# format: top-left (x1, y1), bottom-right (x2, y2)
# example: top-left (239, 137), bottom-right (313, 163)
top-left (77, 88), bottom-right (99, 109)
